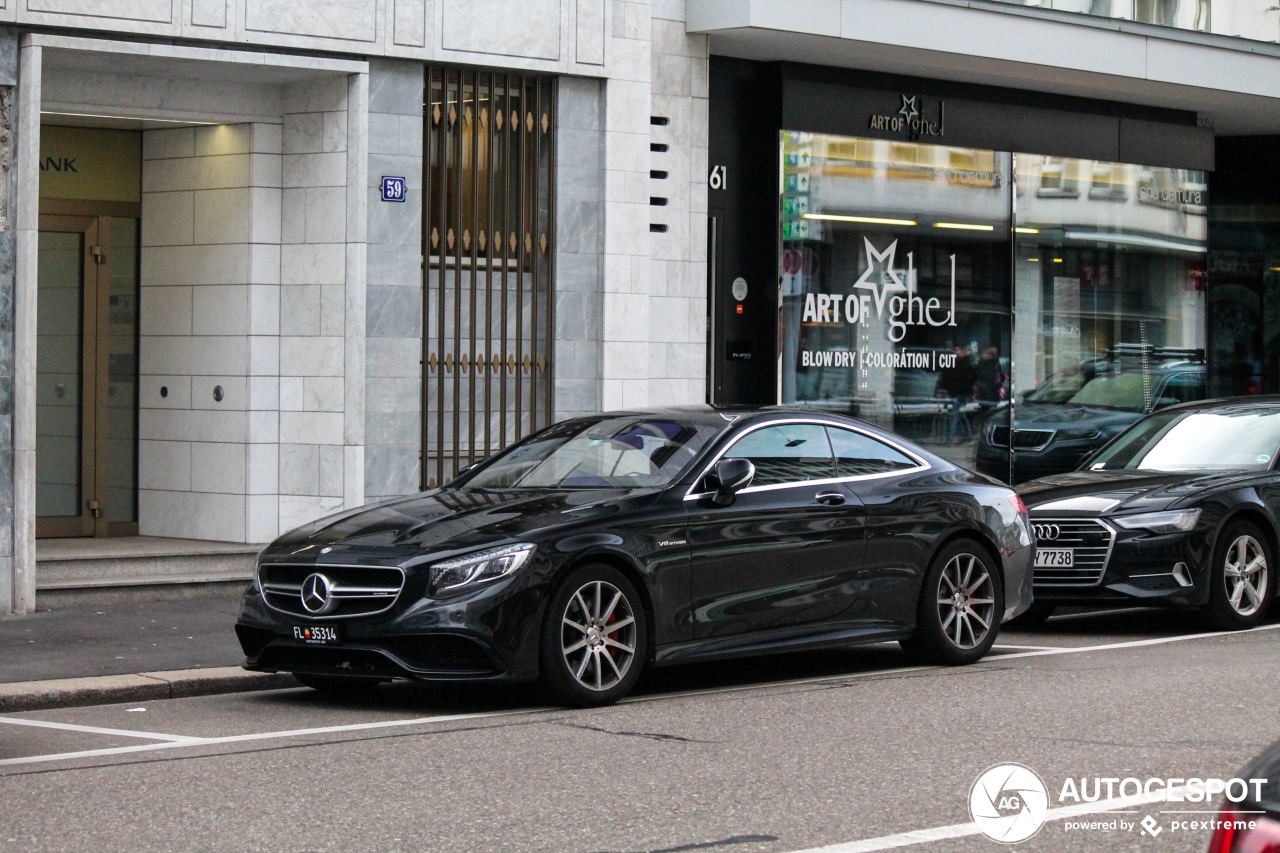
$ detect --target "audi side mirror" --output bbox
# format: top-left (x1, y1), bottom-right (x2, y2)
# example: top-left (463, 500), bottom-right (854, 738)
top-left (710, 458), bottom-right (755, 506)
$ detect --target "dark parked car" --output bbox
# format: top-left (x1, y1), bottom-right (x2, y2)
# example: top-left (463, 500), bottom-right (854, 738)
top-left (1206, 738), bottom-right (1280, 852)
top-left (1017, 397), bottom-right (1280, 628)
top-left (976, 346), bottom-right (1206, 484)
top-left (235, 407), bottom-right (1034, 706)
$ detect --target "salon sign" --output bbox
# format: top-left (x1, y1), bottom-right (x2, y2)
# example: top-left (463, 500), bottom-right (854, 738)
top-left (800, 237), bottom-right (959, 343)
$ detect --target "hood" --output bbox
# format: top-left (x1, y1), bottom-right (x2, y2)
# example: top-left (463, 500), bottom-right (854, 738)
top-left (1017, 469), bottom-right (1259, 515)
top-left (267, 487), bottom-right (659, 559)
top-left (1010, 403), bottom-right (1143, 433)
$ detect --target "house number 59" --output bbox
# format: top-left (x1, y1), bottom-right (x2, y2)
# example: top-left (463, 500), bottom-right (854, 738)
top-left (709, 165), bottom-right (727, 190)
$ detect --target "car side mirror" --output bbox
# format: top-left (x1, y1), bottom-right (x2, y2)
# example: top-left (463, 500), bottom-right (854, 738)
top-left (710, 458), bottom-right (755, 506)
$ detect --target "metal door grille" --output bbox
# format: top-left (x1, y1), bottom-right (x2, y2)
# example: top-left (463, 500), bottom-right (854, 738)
top-left (423, 66), bottom-right (555, 489)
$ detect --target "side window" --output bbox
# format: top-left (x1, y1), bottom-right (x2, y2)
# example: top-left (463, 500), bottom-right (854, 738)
top-left (827, 427), bottom-right (919, 477)
top-left (722, 424), bottom-right (834, 487)
top-left (1160, 372), bottom-right (1207, 406)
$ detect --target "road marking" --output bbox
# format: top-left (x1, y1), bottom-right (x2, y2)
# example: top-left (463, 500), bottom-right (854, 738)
top-left (0, 708), bottom-right (535, 766)
top-left (789, 786), bottom-right (1190, 852)
top-left (990, 643), bottom-right (1061, 651)
top-left (988, 621), bottom-right (1280, 661)
top-left (2, 622), bottom-right (1277, 769)
top-left (0, 717), bottom-right (201, 743)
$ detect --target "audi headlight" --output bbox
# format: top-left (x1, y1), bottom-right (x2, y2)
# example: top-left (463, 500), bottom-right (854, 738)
top-left (428, 543), bottom-right (535, 596)
top-left (1114, 509), bottom-right (1201, 534)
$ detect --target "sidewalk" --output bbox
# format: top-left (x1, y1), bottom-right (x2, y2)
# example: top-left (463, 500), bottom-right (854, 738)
top-left (0, 592), bottom-right (296, 712)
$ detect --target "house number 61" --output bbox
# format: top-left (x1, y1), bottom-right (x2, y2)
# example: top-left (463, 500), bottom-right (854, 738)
top-left (709, 165), bottom-right (727, 190)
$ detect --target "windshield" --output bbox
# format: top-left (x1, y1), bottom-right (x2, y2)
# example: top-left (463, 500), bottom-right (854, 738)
top-left (1089, 408), bottom-right (1280, 472)
top-left (460, 416), bottom-right (722, 489)
top-left (1025, 363), bottom-right (1150, 412)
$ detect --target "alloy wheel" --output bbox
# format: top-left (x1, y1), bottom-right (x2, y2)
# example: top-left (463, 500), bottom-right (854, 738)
top-left (1224, 534), bottom-right (1268, 617)
top-left (559, 580), bottom-right (638, 692)
top-left (936, 553), bottom-right (997, 650)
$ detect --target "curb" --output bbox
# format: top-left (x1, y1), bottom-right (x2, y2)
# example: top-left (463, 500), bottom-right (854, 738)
top-left (0, 667), bottom-right (300, 713)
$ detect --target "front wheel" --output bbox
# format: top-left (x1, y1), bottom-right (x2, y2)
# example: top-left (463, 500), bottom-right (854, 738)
top-left (539, 564), bottom-right (647, 707)
top-left (901, 539), bottom-right (1003, 665)
top-left (1198, 521), bottom-right (1274, 630)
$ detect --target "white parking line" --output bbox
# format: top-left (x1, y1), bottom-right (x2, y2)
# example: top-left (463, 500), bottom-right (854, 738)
top-left (0, 708), bottom-right (533, 766)
top-left (2, 623), bottom-right (1277, 769)
top-left (0, 717), bottom-right (202, 742)
top-left (990, 643), bottom-right (1062, 651)
top-left (788, 786), bottom-right (1187, 852)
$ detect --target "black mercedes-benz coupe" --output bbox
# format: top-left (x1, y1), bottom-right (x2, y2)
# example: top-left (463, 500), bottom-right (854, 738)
top-left (1018, 398), bottom-right (1280, 628)
top-left (235, 407), bottom-right (1034, 706)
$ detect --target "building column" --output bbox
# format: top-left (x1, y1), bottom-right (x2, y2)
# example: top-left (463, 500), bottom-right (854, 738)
top-left (9, 35), bottom-right (37, 614)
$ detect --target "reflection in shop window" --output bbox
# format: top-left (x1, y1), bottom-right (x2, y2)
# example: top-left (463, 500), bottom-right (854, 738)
top-left (779, 131), bottom-right (1012, 474)
top-left (1038, 156), bottom-right (1079, 197)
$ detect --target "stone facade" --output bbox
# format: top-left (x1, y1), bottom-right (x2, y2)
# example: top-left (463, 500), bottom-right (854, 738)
top-left (0, 1), bottom-right (712, 613)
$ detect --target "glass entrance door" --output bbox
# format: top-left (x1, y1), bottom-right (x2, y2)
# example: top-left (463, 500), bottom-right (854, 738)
top-left (36, 215), bottom-right (140, 537)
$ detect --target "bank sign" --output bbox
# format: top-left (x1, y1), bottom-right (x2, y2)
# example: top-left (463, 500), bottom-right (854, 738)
top-left (800, 237), bottom-right (958, 343)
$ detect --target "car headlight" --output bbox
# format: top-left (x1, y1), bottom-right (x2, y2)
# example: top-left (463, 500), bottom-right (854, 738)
top-left (1114, 509), bottom-right (1201, 534)
top-left (1059, 428), bottom-right (1101, 441)
top-left (428, 543), bottom-right (535, 596)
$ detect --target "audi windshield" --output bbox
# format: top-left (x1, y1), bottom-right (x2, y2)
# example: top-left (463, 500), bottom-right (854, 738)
top-left (1089, 407), bottom-right (1280, 472)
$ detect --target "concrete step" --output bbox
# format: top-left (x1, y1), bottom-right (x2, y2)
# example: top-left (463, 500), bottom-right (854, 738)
top-left (35, 536), bottom-right (261, 608)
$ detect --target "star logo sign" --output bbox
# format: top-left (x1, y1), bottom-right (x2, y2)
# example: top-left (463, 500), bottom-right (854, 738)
top-left (301, 572), bottom-right (336, 615)
top-left (853, 237), bottom-right (908, 316)
top-left (898, 94), bottom-right (920, 123)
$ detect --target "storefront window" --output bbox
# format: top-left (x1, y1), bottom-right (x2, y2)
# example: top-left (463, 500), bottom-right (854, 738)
top-left (779, 132), bottom-right (1012, 473)
top-left (1006, 155), bottom-right (1208, 483)
top-left (777, 132), bottom-right (1209, 484)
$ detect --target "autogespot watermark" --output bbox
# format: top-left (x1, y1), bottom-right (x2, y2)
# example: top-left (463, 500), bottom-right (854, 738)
top-left (968, 765), bottom-right (1268, 844)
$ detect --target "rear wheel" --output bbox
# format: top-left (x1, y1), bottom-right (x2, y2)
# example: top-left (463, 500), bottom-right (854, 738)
top-left (901, 539), bottom-right (1003, 665)
top-left (540, 564), bottom-right (647, 707)
top-left (294, 673), bottom-right (385, 696)
top-left (1199, 521), bottom-right (1274, 630)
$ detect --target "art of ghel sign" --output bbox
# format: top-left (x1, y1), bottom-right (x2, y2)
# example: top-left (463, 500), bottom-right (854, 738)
top-left (868, 94), bottom-right (945, 140)
top-left (800, 236), bottom-right (958, 352)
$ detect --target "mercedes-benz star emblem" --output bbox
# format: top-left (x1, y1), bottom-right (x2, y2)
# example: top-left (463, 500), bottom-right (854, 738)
top-left (1032, 523), bottom-right (1061, 541)
top-left (301, 572), bottom-right (336, 615)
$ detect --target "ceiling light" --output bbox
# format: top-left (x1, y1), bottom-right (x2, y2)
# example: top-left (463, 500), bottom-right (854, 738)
top-left (935, 222), bottom-right (994, 231)
top-left (1014, 227), bottom-right (1040, 234)
top-left (803, 213), bottom-right (917, 227)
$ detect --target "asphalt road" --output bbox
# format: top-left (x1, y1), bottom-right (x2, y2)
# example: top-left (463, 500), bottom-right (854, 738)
top-left (1, 608), bottom-right (1278, 853)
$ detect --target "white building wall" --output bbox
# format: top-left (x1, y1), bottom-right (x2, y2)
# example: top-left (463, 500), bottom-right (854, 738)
top-left (138, 122), bottom-right (281, 542)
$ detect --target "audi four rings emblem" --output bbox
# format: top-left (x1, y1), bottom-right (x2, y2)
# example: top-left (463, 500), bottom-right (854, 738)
top-left (301, 572), bottom-right (336, 615)
top-left (1032, 523), bottom-right (1061, 541)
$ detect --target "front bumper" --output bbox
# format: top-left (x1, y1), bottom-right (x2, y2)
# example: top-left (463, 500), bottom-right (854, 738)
top-left (234, 573), bottom-right (546, 684)
top-left (1029, 515), bottom-right (1212, 608)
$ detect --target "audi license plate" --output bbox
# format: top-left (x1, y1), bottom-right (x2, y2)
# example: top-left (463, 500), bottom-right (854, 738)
top-left (292, 625), bottom-right (340, 645)
top-left (1034, 548), bottom-right (1074, 568)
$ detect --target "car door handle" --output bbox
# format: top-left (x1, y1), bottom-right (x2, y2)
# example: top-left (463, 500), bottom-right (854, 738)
top-left (814, 492), bottom-right (846, 506)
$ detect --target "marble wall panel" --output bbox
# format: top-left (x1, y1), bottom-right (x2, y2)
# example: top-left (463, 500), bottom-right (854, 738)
top-left (442, 0), bottom-right (560, 61)
top-left (246, 0), bottom-right (377, 43)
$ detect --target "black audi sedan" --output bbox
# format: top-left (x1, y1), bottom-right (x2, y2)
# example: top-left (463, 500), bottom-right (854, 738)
top-left (236, 407), bottom-right (1034, 706)
top-left (1018, 398), bottom-right (1280, 628)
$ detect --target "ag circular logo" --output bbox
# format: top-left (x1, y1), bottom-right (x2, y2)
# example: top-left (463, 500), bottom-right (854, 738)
top-left (969, 763), bottom-right (1049, 844)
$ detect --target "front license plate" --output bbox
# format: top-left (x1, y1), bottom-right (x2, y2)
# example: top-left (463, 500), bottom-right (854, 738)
top-left (1034, 548), bottom-right (1074, 568)
top-left (292, 625), bottom-right (340, 645)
